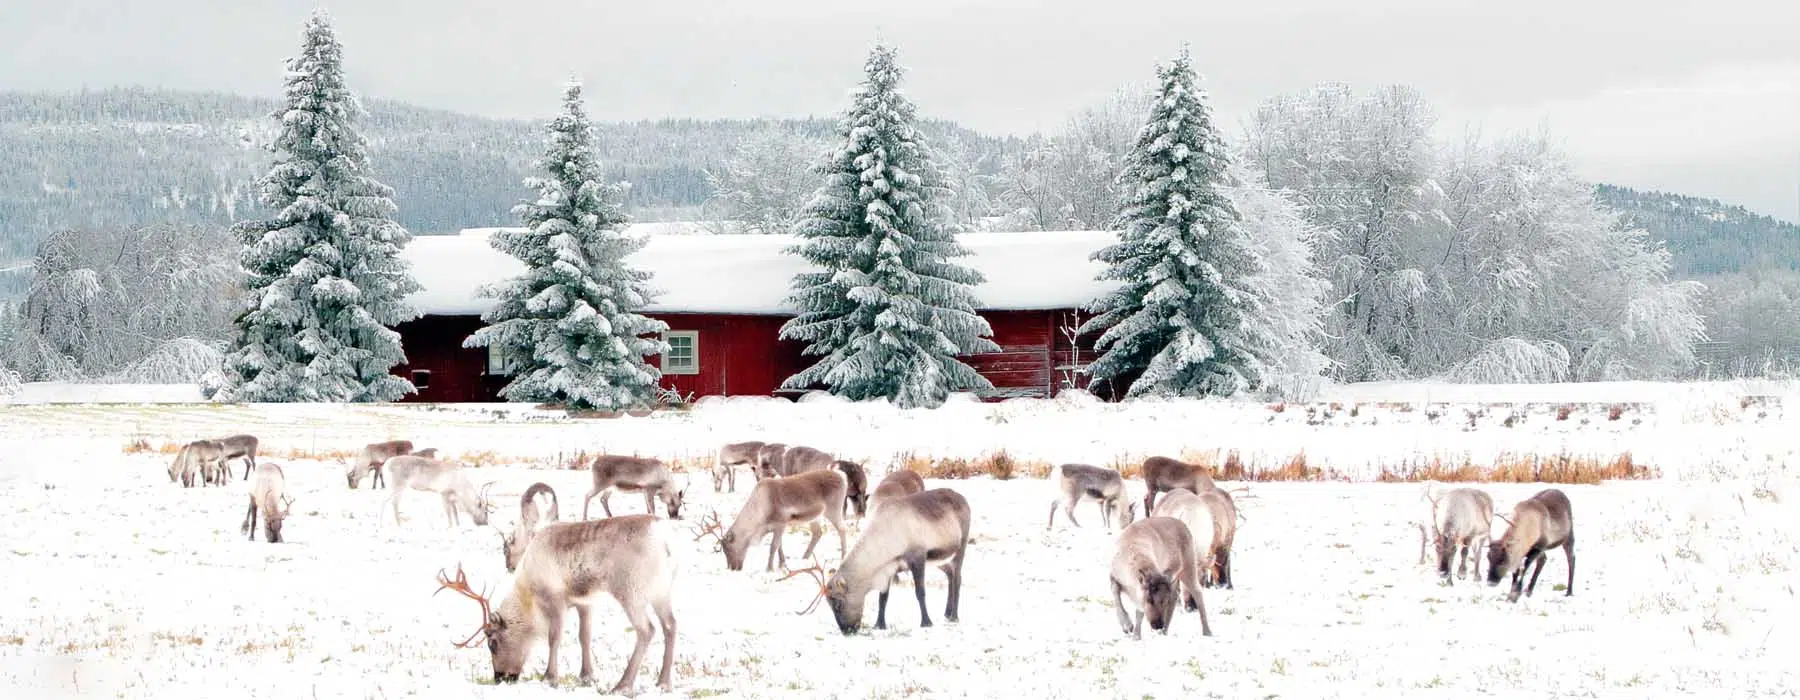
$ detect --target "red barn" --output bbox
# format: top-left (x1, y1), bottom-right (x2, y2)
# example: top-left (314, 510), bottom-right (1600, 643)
top-left (392, 228), bottom-right (1120, 403)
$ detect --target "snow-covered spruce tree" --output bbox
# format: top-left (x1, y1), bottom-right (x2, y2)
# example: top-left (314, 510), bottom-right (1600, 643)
top-left (214, 10), bottom-right (419, 403)
top-left (778, 44), bottom-right (999, 409)
top-left (1080, 49), bottom-right (1260, 398)
top-left (462, 80), bottom-right (669, 411)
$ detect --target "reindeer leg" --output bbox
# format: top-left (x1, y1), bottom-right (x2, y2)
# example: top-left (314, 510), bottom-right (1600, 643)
top-left (373, 465), bottom-right (385, 489)
top-left (1562, 536), bottom-right (1576, 597)
top-left (1046, 501), bottom-right (1057, 530)
top-left (600, 489), bottom-right (616, 518)
top-left (389, 490), bottom-right (405, 527)
top-left (766, 529), bottom-right (782, 572)
top-left (1219, 547), bottom-right (1234, 590)
top-left (942, 559), bottom-right (963, 622)
top-left (652, 595), bottom-right (676, 692)
top-left (830, 510), bottom-right (849, 560)
top-left (582, 486), bottom-right (600, 520)
top-left (243, 501), bottom-right (257, 540)
top-left (643, 488), bottom-right (656, 517)
top-left (908, 556), bottom-right (932, 628)
top-left (1525, 548), bottom-right (1549, 597)
top-left (1188, 559), bottom-right (1214, 637)
top-left (799, 520), bottom-right (823, 560)
top-left (1065, 500), bottom-right (1082, 528)
top-left (609, 598), bottom-right (656, 697)
top-left (541, 604), bottom-right (566, 684)
top-left (876, 573), bottom-right (893, 630)
top-left (575, 604), bottom-right (595, 683)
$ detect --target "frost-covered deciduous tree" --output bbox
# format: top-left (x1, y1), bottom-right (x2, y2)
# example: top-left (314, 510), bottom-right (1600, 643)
top-left (701, 125), bottom-right (829, 234)
top-left (1081, 49), bottom-right (1261, 398)
top-left (463, 80), bottom-right (670, 411)
top-left (215, 10), bottom-right (420, 403)
top-left (1245, 83), bottom-right (1441, 382)
top-left (779, 44), bottom-right (999, 409)
top-left (994, 86), bottom-right (1148, 232)
top-left (0, 224), bottom-right (240, 384)
top-left (1222, 161), bottom-right (1334, 399)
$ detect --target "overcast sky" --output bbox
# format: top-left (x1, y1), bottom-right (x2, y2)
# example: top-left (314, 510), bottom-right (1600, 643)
top-left (4, 0), bottom-right (1797, 221)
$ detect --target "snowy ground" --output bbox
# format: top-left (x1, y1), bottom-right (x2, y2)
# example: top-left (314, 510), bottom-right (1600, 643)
top-left (1, 382), bottom-right (1797, 698)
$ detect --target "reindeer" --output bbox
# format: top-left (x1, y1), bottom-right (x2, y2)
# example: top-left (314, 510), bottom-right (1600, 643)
top-left (1047, 463), bottom-right (1136, 531)
top-left (240, 463), bottom-right (294, 543)
top-left (835, 461), bottom-right (870, 518)
top-left (435, 514), bottom-right (677, 695)
top-left (380, 455), bottom-right (494, 527)
top-left (168, 439), bottom-right (226, 488)
top-left (1110, 516), bottom-right (1214, 639)
top-left (773, 445), bottom-right (835, 477)
top-left (1141, 456), bottom-right (1216, 514)
top-left (1428, 485), bottom-right (1495, 585)
top-left (500, 482), bottom-right (561, 573)
top-left (1486, 488), bottom-right (1575, 602)
top-left (345, 439), bottom-right (413, 489)
top-left (213, 434), bottom-right (260, 481)
top-left (867, 469), bottom-right (925, 522)
top-left (820, 488), bottom-right (971, 635)
top-left (754, 442), bottom-right (788, 479)
top-left (581, 455), bottom-right (688, 520)
top-left (1150, 488), bottom-right (1216, 585)
top-left (714, 441), bottom-right (765, 493)
top-left (411, 447), bottom-right (440, 459)
top-left (717, 469), bottom-right (850, 572)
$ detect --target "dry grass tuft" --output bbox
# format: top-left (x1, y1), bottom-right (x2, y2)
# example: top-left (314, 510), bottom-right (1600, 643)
top-left (122, 438), bottom-right (183, 455)
top-left (909, 450), bottom-right (1053, 480)
top-left (1555, 405), bottom-right (1573, 421)
top-left (1378, 451), bottom-right (1650, 484)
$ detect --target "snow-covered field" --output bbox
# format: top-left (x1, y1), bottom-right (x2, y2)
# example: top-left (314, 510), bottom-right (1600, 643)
top-left (2, 381), bottom-right (1797, 698)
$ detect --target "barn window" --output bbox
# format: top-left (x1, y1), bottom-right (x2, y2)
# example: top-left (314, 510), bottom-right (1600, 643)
top-left (485, 344), bottom-right (513, 376)
top-left (662, 331), bottom-right (699, 375)
top-left (410, 370), bottom-right (432, 389)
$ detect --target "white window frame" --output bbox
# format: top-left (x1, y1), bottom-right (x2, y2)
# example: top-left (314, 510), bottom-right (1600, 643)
top-left (662, 331), bottom-right (699, 375)
top-left (485, 344), bottom-right (513, 376)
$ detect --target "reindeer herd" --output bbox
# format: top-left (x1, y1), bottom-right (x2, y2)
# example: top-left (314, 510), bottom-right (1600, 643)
top-left (156, 435), bottom-right (1579, 697)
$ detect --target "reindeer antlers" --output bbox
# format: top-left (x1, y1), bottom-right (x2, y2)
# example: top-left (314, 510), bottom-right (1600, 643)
top-left (433, 563), bottom-right (493, 648)
top-left (691, 511), bottom-right (724, 549)
top-left (778, 559), bottom-right (834, 616)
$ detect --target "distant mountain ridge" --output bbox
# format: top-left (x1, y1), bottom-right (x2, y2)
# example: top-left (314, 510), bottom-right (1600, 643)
top-left (1594, 184), bottom-right (1800, 277)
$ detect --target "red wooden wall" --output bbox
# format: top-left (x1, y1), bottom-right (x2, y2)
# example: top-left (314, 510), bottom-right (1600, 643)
top-left (393, 308), bottom-right (1105, 404)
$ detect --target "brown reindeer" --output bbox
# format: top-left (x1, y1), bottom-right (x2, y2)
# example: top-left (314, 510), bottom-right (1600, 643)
top-left (435, 514), bottom-right (677, 695)
top-left (714, 441), bottom-right (765, 493)
top-left (213, 434), bottom-right (260, 481)
top-left (169, 439), bottom-right (226, 488)
top-left (1110, 516), bottom-right (1213, 639)
top-left (773, 445), bottom-right (835, 477)
top-left (499, 482), bottom-right (561, 572)
top-left (834, 461), bottom-right (870, 518)
top-left (1486, 488), bottom-right (1575, 602)
top-left (345, 439), bottom-right (414, 489)
top-left (823, 488), bottom-right (971, 635)
top-left (1141, 456), bottom-right (1216, 514)
top-left (719, 469), bottom-right (850, 572)
top-left (240, 463), bottom-right (294, 543)
top-left (581, 455), bottom-right (688, 520)
top-left (866, 469), bottom-right (925, 522)
top-left (1048, 463), bottom-right (1136, 531)
top-left (754, 442), bottom-right (788, 479)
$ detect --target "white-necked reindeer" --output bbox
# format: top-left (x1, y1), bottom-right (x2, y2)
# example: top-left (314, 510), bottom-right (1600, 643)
top-left (380, 455), bottom-right (494, 527)
top-left (1047, 463), bottom-right (1136, 531)
top-left (581, 455), bottom-right (688, 520)
top-left (168, 439), bottom-right (226, 488)
top-left (346, 439), bottom-right (414, 489)
top-left (1110, 516), bottom-right (1213, 639)
top-left (499, 482), bottom-right (561, 572)
top-left (1426, 484), bottom-right (1495, 585)
top-left (241, 463), bottom-right (294, 543)
top-left (817, 487), bottom-right (972, 635)
top-left (436, 513), bottom-right (678, 695)
top-left (714, 441), bottom-right (765, 493)
top-left (712, 469), bottom-right (849, 572)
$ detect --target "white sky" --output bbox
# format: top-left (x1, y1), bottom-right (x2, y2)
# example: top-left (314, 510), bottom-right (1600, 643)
top-left (3, 0), bottom-right (1797, 221)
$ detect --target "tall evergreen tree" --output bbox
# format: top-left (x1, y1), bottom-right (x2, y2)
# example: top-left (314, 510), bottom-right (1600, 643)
top-left (778, 44), bottom-right (1000, 409)
top-left (463, 80), bottom-right (669, 410)
top-left (1080, 48), bottom-right (1259, 398)
top-left (214, 10), bottom-right (419, 403)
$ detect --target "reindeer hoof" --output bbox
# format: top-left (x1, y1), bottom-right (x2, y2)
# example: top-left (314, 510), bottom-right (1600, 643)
top-left (608, 682), bottom-right (636, 697)
top-left (920, 619), bottom-right (933, 628)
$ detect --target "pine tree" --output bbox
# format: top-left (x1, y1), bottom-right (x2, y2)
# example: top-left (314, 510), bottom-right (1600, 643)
top-left (214, 10), bottom-right (420, 403)
top-left (1080, 48), bottom-right (1259, 398)
top-left (778, 44), bottom-right (1000, 409)
top-left (462, 79), bottom-right (670, 411)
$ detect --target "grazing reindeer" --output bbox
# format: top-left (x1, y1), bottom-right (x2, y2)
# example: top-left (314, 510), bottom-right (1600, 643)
top-left (1047, 463), bottom-right (1136, 531)
top-left (1110, 516), bottom-right (1214, 639)
top-left (773, 445), bottom-right (835, 477)
top-left (867, 469), bottom-right (925, 522)
top-left (1486, 488), bottom-right (1575, 602)
top-left (499, 482), bottom-right (561, 572)
top-left (720, 469), bottom-right (850, 572)
top-left (381, 455), bottom-right (494, 527)
top-left (1150, 488), bottom-right (1216, 586)
top-left (1141, 456), bottom-right (1216, 515)
top-left (581, 455), bottom-right (688, 520)
top-left (169, 439), bottom-right (226, 488)
top-left (213, 434), bottom-right (260, 481)
top-left (1196, 489), bottom-right (1239, 588)
top-left (754, 442), bottom-right (788, 479)
top-left (822, 488), bottom-right (971, 635)
top-left (435, 514), bottom-right (678, 695)
top-left (241, 463), bottom-right (294, 543)
top-left (1429, 486), bottom-right (1495, 584)
top-left (835, 461), bottom-right (870, 518)
top-left (345, 439), bottom-right (413, 489)
top-left (714, 441), bottom-right (765, 493)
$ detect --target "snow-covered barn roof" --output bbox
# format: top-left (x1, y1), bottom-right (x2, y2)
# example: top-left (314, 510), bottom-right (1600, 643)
top-left (403, 226), bottom-right (1121, 316)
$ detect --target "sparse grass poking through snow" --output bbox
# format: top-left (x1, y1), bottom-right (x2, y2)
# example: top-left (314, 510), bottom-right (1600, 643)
top-left (896, 447), bottom-right (1649, 484)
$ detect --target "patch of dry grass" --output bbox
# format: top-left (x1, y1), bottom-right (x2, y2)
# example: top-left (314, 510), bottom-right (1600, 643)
top-left (903, 448), bottom-right (1651, 484)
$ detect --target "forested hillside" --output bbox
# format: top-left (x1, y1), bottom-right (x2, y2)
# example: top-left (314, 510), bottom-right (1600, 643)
top-left (1594, 184), bottom-right (1800, 276)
